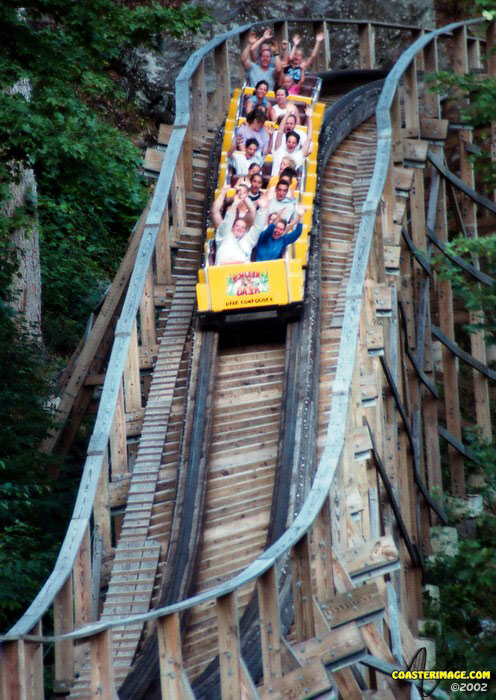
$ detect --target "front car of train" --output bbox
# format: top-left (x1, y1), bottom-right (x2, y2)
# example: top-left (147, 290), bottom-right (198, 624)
top-left (196, 77), bottom-right (325, 326)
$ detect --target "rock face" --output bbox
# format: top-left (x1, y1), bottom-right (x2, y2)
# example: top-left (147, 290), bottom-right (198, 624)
top-left (125, 1), bottom-right (435, 123)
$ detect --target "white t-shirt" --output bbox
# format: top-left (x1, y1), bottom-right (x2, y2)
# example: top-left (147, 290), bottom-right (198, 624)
top-left (230, 150), bottom-right (263, 176)
top-left (215, 208), bottom-right (266, 265)
top-left (267, 195), bottom-right (297, 222)
top-left (271, 144), bottom-right (305, 176)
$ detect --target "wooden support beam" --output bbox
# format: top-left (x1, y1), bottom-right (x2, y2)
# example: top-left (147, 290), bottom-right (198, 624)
top-left (171, 149), bottom-right (187, 245)
top-left (312, 495), bottom-right (334, 603)
top-left (454, 26), bottom-right (492, 442)
top-left (22, 622), bottom-right (44, 700)
top-left (403, 57), bottom-right (420, 139)
top-left (123, 322), bottom-right (142, 412)
top-left (1, 640), bottom-right (23, 700)
top-left (54, 577), bottom-right (74, 691)
top-left (89, 631), bottom-right (114, 700)
top-left (424, 38), bottom-right (440, 119)
top-left (390, 91), bottom-right (403, 164)
top-left (157, 613), bottom-right (194, 699)
top-left (358, 23), bottom-right (375, 69)
top-left (110, 385), bottom-right (128, 477)
top-left (155, 204), bottom-right (172, 286)
top-left (74, 526), bottom-right (92, 626)
top-left (273, 20), bottom-right (288, 49)
top-left (217, 591), bottom-right (242, 700)
top-left (94, 452), bottom-right (111, 555)
top-left (191, 59), bottom-right (207, 133)
top-left (256, 566), bottom-right (282, 683)
top-left (291, 533), bottom-right (315, 643)
top-left (139, 267), bottom-right (157, 350)
top-left (313, 20), bottom-right (331, 71)
top-left (214, 41), bottom-right (231, 124)
top-left (487, 22), bottom-right (496, 202)
top-left (435, 173), bottom-right (465, 495)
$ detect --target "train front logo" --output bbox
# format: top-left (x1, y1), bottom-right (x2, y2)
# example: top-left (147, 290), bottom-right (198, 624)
top-left (227, 270), bottom-right (269, 296)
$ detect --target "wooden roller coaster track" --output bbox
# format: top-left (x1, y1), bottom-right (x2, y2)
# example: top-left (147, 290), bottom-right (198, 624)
top-left (2, 14), bottom-right (496, 700)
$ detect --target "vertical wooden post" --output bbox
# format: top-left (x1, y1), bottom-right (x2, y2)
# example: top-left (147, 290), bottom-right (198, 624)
top-left (54, 576), bottom-right (74, 691)
top-left (25, 622), bottom-right (44, 700)
top-left (435, 174), bottom-right (465, 496)
top-left (291, 533), bottom-right (315, 643)
top-left (358, 23), bottom-right (375, 69)
top-left (74, 527), bottom-right (92, 627)
top-left (217, 592), bottom-right (242, 700)
top-left (467, 36), bottom-right (481, 71)
top-left (171, 150), bottom-right (187, 243)
top-left (94, 451), bottom-right (112, 555)
top-left (411, 28), bottom-right (425, 70)
top-left (191, 60), bottom-right (207, 134)
top-left (239, 29), bottom-right (251, 56)
top-left (110, 385), bottom-right (128, 477)
top-left (312, 495), bottom-right (334, 603)
top-left (312, 20), bottom-right (331, 71)
top-left (273, 20), bottom-right (288, 49)
top-left (403, 58), bottom-right (419, 137)
top-left (182, 125), bottom-right (194, 191)
top-left (1, 640), bottom-right (23, 700)
top-left (454, 25), bottom-right (492, 442)
top-left (256, 565), bottom-right (282, 683)
top-left (90, 631), bottom-right (114, 700)
top-left (157, 613), bottom-right (193, 699)
top-left (139, 266), bottom-right (157, 350)
top-left (155, 204), bottom-right (172, 286)
top-left (424, 38), bottom-right (440, 118)
top-left (390, 90), bottom-right (403, 163)
top-left (214, 41), bottom-right (231, 124)
top-left (123, 322), bottom-right (142, 412)
top-left (487, 22), bottom-right (496, 202)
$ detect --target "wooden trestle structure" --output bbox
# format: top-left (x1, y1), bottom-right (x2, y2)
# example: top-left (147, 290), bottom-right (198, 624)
top-left (2, 15), bottom-right (496, 700)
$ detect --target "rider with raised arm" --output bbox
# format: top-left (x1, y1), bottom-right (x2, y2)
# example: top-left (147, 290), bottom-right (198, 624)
top-left (282, 32), bottom-right (324, 94)
top-left (241, 28), bottom-right (280, 91)
top-left (271, 106), bottom-right (313, 175)
top-left (254, 204), bottom-right (306, 261)
top-left (212, 186), bottom-right (267, 265)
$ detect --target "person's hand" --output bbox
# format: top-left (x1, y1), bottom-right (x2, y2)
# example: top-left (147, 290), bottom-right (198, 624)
top-left (296, 204), bottom-right (306, 218)
top-left (236, 186), bottom-right (248, 201)
top-left (305, 106), bottom-right (313, 119)
top-left (266, 123), bottom-right (274, 135)
top-left (263, 28), bottom-right (273, 40)
top-left (248, 30), bottom-right (257, 45)
top-left (235, 133), bottom-right (244, 145)
top-left (316, 32), bottom-right (324, 42)
top-left (292, 33), bottom-right (301, 46)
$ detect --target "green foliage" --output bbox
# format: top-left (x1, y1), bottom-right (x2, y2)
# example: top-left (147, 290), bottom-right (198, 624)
top-left (0, 0), bottom-right (209, 629)
top-left (0, 0), bottom-right (209, 351)
top-left (0, 308), bottom-right (67, 628)
top-left (433, 235), bottom-right (496, 345)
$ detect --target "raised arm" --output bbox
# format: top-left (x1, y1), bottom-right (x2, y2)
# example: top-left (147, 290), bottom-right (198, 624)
top-left (302, 32), bottom-right (324, 70)
top-left (274, 112), bottom-right (289, 151)
top-left (248, 31), bottom-right (259, 62)
top-left (242, 193), bottom-right (257, 227)
top-left (264, 123), bottom-right (274, 156)
top-left (289, 33), bottom-right (301, 62)
top-left (242, 28), bottom-right (272, 69)
top-left (301, 107), bottom-right (313, 158)
top-left (211, 186), bottom-right (229, 229)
